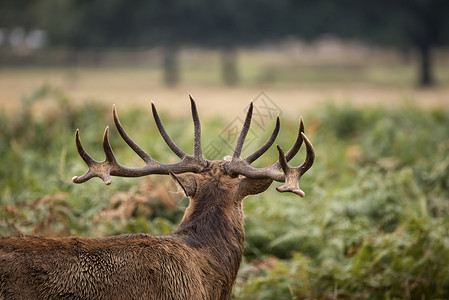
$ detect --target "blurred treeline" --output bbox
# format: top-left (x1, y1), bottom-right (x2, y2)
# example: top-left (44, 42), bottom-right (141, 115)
top-left (1, 86), bottom-right (449, 298)
top-left (1, 0), bottom-right (449, 86)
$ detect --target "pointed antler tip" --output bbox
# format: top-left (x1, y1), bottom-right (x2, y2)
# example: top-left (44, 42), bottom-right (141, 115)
top-left (295, 189), bottom-right (305, 197)
top-left (75, 129), bottom-right (81, 143)
top-left (276, 186), bottom-right (305, 197)
top-left (276, 145), bottom-right (286, 157)
top-left (190, 95), bottom-right (197, 108)
top-left (71, 176), bottom-right (79, 183)
top-left (299, 117), bottom-right (305, 133)
top-left (103, 126), bottom-right (111, 146)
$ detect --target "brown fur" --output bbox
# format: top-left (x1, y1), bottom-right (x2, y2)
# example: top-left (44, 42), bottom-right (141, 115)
top-left (0, 161), bottom-right (272, 299)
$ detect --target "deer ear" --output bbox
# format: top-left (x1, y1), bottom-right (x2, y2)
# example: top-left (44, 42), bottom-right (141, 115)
top-left (170, 173), bottom-right (197, 197)
top-left (238, 177), bottom-right (272, 197)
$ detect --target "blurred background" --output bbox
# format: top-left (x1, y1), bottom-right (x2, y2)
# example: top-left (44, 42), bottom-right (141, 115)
top-left (1, 0), bottom-right (449, 299)
top-left (1, 0), bottom-right (449, 113)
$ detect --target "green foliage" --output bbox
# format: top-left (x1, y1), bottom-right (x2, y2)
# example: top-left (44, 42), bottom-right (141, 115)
top-left (1, 86), bottom-right (449, 298)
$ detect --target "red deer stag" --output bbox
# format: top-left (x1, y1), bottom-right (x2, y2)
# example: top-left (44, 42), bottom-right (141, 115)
top-left (0, 96), bottom-right (314, 299)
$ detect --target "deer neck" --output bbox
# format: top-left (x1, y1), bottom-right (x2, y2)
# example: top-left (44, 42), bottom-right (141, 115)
top-left (174, 196), bottom-right (245, 249)
top-left (173, 191), bottom-right (245, 271)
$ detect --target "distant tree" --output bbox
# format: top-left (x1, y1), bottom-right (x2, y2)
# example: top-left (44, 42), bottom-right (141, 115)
top-left (282, 0), bottom-right (449, 86)
top-left (361, 0), bottom-right (449, 86)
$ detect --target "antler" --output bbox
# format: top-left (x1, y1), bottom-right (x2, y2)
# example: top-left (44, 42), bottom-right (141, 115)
top-left (225, 102), bottom-right (315, 197)
top-left (72, 95), bottom-right (208, 185)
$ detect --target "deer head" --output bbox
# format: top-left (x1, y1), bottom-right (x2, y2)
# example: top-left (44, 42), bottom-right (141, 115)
top-left (72, 95), bottom-right (315, 200)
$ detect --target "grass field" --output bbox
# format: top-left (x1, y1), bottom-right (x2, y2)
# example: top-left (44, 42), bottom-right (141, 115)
top-left (1, 46), bottom-right (448, 116)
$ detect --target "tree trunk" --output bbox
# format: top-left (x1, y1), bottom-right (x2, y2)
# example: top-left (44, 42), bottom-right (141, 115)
top-left (221, 47), bottom-right (239, 86)
top-left (163, 45), bottom-right (179, 87)
top-left (417, 42), bottom-right (433, 87)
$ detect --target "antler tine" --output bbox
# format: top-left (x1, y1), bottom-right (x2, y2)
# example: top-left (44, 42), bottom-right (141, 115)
top-left (245, 116), bottom-right (280, 164)
top-left (151, 101), bottom-right (187, 159)
top-left (275, 145), bottom-right (304, 196)
top-left (72, 128), bottom-right (113, 185)
top-left (74, 129), bottom-right (95, 166)
top-left (275, 132), bottom-right (315, 196)
top-left (72, 129), bottom-right (95, 184)
top-left (285, 117), bottom-right (305, 161)
top-left (263, 116), bottom-right (304, 171)
top-left (113, 105), bottom-right (152, 163)
top-left (298, 132), bottom-right (315, 174)
top-left (189, 94), bottom-right (203, 160)
top-left (102, 126), bottom-right (116, 164)
top-left (233, 102), bottom-right (253, 159)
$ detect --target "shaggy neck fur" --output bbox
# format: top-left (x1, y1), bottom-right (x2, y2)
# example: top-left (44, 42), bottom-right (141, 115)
top-left (173, 168), bottom-right (245, 293)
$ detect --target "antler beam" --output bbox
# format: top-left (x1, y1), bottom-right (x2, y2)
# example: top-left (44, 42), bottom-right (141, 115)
top-left (72, 97), bottom-right (207, 185)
